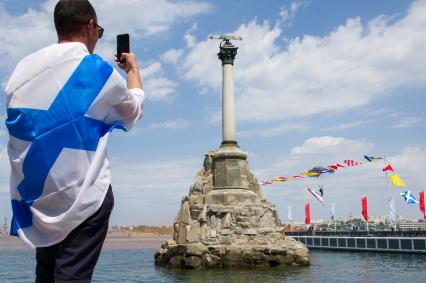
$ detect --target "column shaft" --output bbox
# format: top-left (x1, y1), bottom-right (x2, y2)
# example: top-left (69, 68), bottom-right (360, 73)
top-left (222, 64), bottom-right (236, 143)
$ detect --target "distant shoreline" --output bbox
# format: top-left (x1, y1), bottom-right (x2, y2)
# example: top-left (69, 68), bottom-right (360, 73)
top-left (0, 235), bottom-right (170, 251)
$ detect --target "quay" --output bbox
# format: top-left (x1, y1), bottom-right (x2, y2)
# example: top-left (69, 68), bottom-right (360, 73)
top-left (287, 231), bottom-right (426, 254)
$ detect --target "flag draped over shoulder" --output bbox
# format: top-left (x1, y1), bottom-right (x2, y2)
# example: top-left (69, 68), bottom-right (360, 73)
top-left (4, 43), bottom-right (144, 248)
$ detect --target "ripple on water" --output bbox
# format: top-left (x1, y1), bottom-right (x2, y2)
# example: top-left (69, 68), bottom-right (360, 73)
top-left (1, 247), bottom-right (426, 282)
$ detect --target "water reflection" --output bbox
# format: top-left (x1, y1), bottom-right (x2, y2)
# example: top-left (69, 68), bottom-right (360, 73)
top-left (159, 265), bottom-right (309, 283)
top-left (1, 248), bottom-right (426, 283)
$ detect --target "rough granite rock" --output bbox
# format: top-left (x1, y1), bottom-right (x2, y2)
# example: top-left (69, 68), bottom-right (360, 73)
top-left (155, 150), bottom-right (310, 269)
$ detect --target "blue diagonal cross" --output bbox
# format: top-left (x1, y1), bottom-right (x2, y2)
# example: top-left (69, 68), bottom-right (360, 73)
top-left (6, 54), bottom-right (123, 235)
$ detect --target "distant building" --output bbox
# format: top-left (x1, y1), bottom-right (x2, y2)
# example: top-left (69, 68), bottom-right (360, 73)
top-left (398, 220), bottom-right (426, 231)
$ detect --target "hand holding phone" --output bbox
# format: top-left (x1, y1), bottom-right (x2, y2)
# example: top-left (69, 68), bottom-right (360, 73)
top-left (117, 34), bottom-right (130, 63)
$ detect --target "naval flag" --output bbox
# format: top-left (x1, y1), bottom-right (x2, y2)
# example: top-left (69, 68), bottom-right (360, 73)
top-left (306, 187), bottom-right (324, 205)
top-left (331, 202), bottom-right (336, 222)
top-left (361, 197), bottom-right (368, 222)
top-left (5, 43), bottom-right (144, 247)
top-left (389, 195), bottom-right (396, 222)
top-left (305, 203), bottom-right (310, 224)
top-left (400, 191), bottom-right (419, 205)
top-left (420, 192), bottom-right (426, 219)
top-left (287, 205), bottom-right (293, 222)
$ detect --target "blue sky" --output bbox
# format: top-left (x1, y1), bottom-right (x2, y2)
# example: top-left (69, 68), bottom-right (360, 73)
top-left (0, 0), bottom-right (425, 226)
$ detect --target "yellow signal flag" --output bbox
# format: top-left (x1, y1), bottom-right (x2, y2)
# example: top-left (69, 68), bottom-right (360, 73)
top-left (389, 173), bottom-right (406, 187)
top-left (305, 172), bottom-right (320, 177)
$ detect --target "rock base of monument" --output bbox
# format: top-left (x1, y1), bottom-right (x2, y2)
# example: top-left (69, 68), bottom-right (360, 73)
top-left (155, 238), bottom-right (309, 269)
top-left (155, 149), bottom-right (310, 269)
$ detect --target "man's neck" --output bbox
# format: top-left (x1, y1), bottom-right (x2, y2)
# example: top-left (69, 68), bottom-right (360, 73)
top-left (58, 36), bottom-right (87, 46)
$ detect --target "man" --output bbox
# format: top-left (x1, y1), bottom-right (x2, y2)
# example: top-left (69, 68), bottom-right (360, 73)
top-left (4, 0), bottom-right (144, 281)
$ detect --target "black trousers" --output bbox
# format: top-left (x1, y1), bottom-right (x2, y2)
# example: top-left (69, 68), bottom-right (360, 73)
top-left (35, 186), bottom-right (114, 283)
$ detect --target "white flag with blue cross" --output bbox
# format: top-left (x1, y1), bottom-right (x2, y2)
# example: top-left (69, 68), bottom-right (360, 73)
top-left (5, 42), bottom-right (144, 247)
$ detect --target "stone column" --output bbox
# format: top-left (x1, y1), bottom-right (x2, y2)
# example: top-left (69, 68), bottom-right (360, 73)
top-left (218, 40), bottom-right (238, 147)
top-left (204, 39), bottom-right (261, 205)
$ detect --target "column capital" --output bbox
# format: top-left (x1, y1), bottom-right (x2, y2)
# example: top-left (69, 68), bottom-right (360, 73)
top-left (218, 40), bottom-right (238, 65)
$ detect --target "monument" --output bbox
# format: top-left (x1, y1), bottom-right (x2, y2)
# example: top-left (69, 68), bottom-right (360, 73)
top-left (155, 35), bottom-right (309, 268)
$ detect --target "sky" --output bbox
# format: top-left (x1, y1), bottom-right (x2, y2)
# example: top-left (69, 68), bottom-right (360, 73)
top-left (0, 0), bottom-right (425, 226)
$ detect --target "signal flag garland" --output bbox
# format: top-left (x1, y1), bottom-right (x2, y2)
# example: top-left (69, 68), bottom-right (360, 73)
top-left (260, 156), bottom-right (409, 188)
top-left (260, 159), bottom-right (364, 185)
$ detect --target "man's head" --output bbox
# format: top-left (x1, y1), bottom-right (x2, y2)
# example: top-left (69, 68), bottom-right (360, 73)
top-left (54, 0), bottom-right (103, 53)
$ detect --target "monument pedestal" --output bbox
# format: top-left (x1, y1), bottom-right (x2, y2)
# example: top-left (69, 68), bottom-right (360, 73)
top-left (155, 150), bottom-right (310, 269)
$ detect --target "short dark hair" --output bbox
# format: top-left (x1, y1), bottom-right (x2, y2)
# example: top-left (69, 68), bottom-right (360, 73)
top-left (54, 0), bottom-right (97, 38)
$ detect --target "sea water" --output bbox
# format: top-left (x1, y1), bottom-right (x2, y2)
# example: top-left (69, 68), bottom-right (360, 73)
top-left (1, 238), bottom-right (425, 283)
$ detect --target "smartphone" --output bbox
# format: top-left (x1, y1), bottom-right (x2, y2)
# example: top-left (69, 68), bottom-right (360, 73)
top-left (117, 34), bottom-right (130, 63)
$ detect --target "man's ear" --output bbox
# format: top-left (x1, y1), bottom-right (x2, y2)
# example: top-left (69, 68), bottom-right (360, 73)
top-left (86, 19), bottom-right (95, 35)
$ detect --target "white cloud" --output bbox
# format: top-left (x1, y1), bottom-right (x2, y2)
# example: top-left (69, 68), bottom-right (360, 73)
top-left (0, 0), bottom-right (211, 89)
top-left (0, 130), bottom-right (6, 137)
top-left (161, 48), bottom-right (184, 64)
top-left (180, 1), bottom-right (426, 122)
top-left (321, 120), bottom-right (369, 131)
top-left (240, 123), bottom-right (308, 138)
top-left (150, 119), bottom-right (191, 130)
top-left (387, 146), bottom-right (426, 189)
top-left (252, 140), bottom-right (426, 221)
top-left (391, 117), bottom-right (424, 128)
top-left (141, 62), bottom-right (177, 101)
top-left (290, 136), bottom-right (373, 156)
top-left (279, 0), bottom-right (310, 25)
top-left (109, 156), bottom-right (201, 224)
top-left (0, 146), bottom-right (10, 193)
top-left (0, 2), bottom-right (56, 80)
top-left (93, 0), bottom-right (211, 38)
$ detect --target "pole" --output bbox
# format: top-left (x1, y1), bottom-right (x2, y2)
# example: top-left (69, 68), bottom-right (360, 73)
top-left (384, 156), bottom-right (394, 230)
